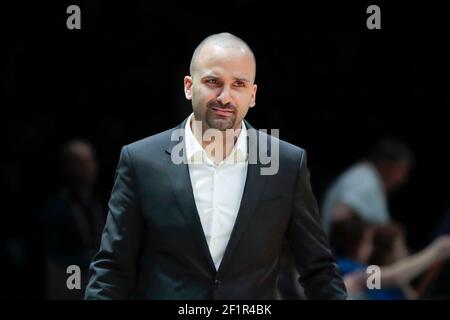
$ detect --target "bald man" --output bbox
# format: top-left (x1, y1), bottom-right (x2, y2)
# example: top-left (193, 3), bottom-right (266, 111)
top-left (85, 33), bottom-right (347, 299)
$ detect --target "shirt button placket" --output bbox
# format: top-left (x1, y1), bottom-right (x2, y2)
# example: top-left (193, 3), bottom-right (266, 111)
top-left (211, 168), bottom-right (218, 247)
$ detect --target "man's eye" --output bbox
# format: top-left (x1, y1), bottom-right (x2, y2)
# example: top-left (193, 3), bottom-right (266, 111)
top-left (234, 81), bottom-right (245, 87)
top-left (206, 79), bottom-right (219, 84)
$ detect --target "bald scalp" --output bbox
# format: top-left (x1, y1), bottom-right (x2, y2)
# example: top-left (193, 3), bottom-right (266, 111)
top-left (189, 32), bottom-right (256, 81)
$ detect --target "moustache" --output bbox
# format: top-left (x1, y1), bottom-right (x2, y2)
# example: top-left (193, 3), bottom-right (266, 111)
top-left (207, 101), bottom-right (236, 112)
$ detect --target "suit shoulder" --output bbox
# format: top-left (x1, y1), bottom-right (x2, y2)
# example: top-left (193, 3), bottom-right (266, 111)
top-left (256, 130), bottom-right (305, 161)
top-left (279, 138), bottom-right (305, 156)
top-left (124, 127), bottom-right (174, 154)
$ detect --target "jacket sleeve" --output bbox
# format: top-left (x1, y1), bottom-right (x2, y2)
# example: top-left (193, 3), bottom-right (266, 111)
top-left (286, 150), bottom-right (347, 299)
top-left (85, 146), bottom-right (144, 299)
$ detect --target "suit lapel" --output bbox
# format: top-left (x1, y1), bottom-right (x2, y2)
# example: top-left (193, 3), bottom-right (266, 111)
top-left (217, 121), bottom-right (268, 277)
top-left (165, 119), bottom-right (216, 272)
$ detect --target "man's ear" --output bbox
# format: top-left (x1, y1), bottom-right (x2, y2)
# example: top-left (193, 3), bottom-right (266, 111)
top-left (250, 84), bottom-right (257, 108)
top-left (184, 76), bottom-right (193, 100)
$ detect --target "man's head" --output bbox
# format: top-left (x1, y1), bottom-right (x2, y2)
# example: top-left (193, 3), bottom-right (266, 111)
top-left (369, 222), bottom-right (409, 266)
top-left (184, 32), bottom-right (257, 131)
top-left (329, 213), bottom-right (374, 264)
top-left (60, 139), bottom-right (98, 188)
top-left (368, 139), bottom-right (414, 193)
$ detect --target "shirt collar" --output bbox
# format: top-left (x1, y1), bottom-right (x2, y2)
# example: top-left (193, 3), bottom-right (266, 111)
top-left (184, 113), bottom-right (247, 165)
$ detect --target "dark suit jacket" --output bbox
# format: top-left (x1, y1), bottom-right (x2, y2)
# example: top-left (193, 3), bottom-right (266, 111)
top-left (85, 118), bottom-right (347, 299)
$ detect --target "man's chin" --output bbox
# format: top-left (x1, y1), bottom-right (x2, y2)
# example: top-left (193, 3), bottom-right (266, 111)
top-left (207, 118), bottom-right (235, 131)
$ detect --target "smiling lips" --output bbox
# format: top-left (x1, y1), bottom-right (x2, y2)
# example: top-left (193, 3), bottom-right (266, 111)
top-left (211, 107), bottom-right (234, 117)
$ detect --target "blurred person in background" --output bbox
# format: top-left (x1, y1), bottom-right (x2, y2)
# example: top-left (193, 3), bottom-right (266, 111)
top-left (328, 213), bottom-right (375, 299)
top-left (367, 223), bottom-right (450, 299)
top-left (321, 139), bottom-right (414, 233)
top-left (331, 214), bottom-right (450, 299)
top-left (427, 205), bottom-right (450, 298)
top-left (329, 213), bottom-right (374, 277)
top-left (41, 139), bottom-right (106, 299)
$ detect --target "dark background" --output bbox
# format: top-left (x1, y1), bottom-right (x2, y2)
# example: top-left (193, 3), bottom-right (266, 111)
top-left (2, 1), bottom-right (449, 298)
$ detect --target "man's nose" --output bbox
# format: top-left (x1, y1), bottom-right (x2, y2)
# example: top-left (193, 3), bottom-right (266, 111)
top-left (216, 86), bottom-right (232, 106)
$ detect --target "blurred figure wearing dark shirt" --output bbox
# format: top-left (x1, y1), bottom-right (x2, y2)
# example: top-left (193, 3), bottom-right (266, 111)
top-left (41, 139), bottom-right (105, 299)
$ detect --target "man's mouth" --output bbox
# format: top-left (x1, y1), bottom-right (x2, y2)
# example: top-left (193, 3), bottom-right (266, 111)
top-left (211, 107), bottom-right (234, 117)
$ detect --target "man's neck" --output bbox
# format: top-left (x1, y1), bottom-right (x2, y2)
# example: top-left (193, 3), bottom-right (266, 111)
top-left (190, 118), bottom-right (242, 162)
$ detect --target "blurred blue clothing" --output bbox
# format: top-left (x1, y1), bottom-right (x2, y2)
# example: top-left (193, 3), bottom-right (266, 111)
top-left (337, 258), bottom-right (366, 276)
top-left (337, 257), bottom-right (406, 300)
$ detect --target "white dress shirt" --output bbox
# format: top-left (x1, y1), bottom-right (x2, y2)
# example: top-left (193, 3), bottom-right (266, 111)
top-left (184, 113), bottom-right (248, 270)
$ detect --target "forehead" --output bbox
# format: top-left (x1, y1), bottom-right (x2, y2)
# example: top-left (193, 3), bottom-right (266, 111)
top-left (195, 45), bottom-right (255, 79)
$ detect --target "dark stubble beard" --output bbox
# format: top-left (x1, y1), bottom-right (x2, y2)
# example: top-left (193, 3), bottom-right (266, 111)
top-left (205, 100), bottom-right (237, 131)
